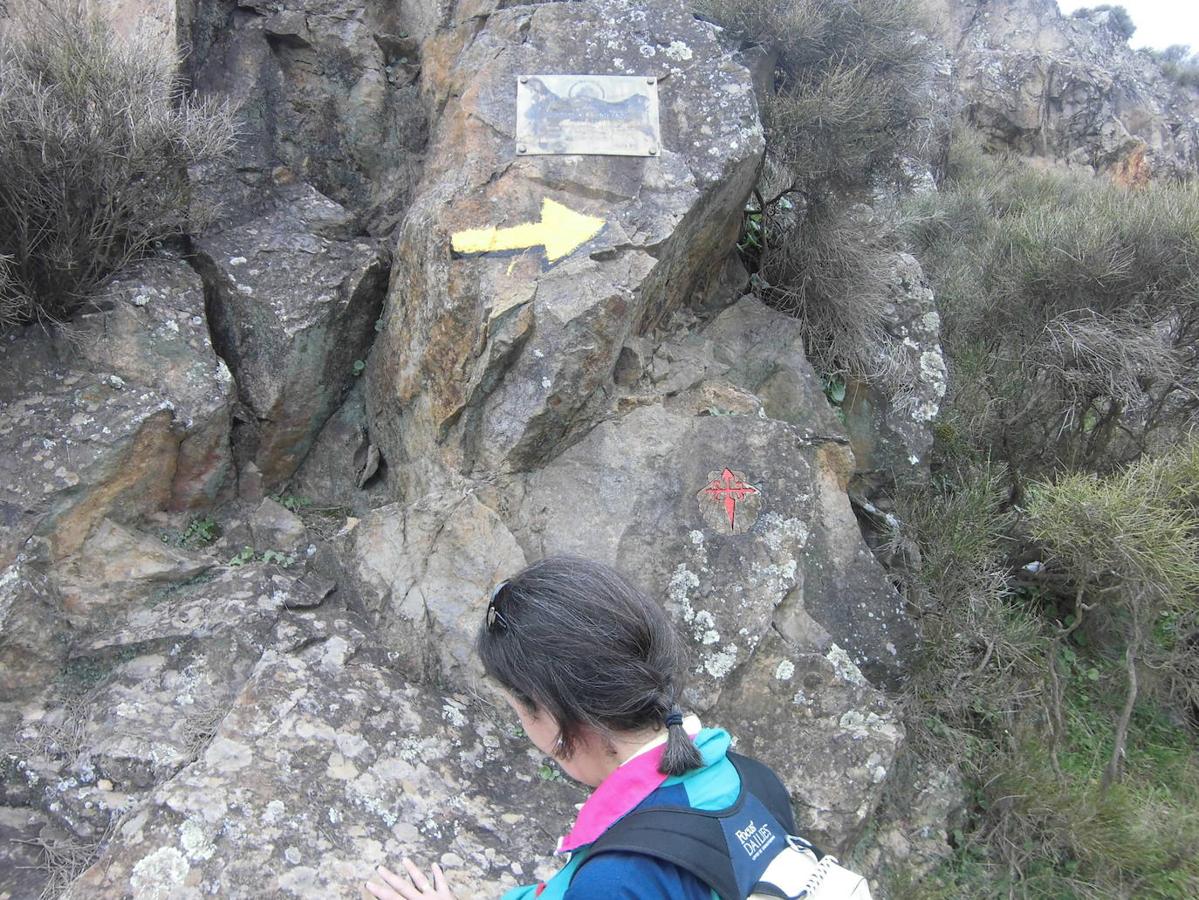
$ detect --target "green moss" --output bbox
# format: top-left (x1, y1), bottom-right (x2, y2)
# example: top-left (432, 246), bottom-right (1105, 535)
top-left (59, 645), bottom-right (141, 693)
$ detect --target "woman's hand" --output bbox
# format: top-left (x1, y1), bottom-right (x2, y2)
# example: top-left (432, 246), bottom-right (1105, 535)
top-left (362, 858), bottom-right (456, 900)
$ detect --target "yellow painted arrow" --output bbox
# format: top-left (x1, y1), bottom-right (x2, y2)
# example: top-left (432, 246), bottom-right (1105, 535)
top-left (451, 198), bottom-right (605, 263)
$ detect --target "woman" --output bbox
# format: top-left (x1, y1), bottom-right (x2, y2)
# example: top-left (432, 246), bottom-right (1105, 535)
top-left (362, 556), bottom-right (761, 900)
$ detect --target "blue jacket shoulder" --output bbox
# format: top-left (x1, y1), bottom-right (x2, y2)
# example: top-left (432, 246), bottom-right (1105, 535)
top-left (563, 850), bottom-right (712, 900)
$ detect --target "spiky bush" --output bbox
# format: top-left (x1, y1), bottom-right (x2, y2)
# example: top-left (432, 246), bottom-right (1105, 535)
top-left (886, 446), bottom-right (1199, 898)
top-left (0, 0), bottom-right (238, 328)
top-left (697, 0), bottom-right (935, 384)
top-left (903, 129), bottom-right (1199, 477)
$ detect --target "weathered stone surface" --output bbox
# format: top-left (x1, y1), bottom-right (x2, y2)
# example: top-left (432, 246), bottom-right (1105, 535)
top-left (0, 257), bottom-right (234, 566)
top-left (0, 804), bottom-right (53, 900)
top-left (712, 632), bottom-right (903, 853)
top-left (651, 296), bottom-right (846, 440)
top-left (367, 0), bottom-right (764, 493)
top-left (852, 758), bottom-right (964, 888)
top-left (250, 498), bottom-right (308, 551)
top-left (0, 556), bottom-right (70, 702)
top-left (291, 384), bottom-right (390, 511)
top-left (194, 184), bottom-right (390, 486)
top-left (347, 491), bottom-right (527, 686)
top-left (62, 616), bottom-right (584, 899)
top-left (53, 519), bottom-right (212, 623)
top-left (63, 565), bottom-right (303, 793)
top-left (842, 253), bottom-right (945, 496)
top-left (925, 0), bottom-right (1199, 176)
top-left (1, 563), bottom-right (333, 847)
top-left (76, 258), bottom-right (237, 512)
top-left (510, 296), bottom-right (911, 680)
top-left (510, 395), bottom-right (912, 697)
top-left (186, 0), bottom-right (427, 233)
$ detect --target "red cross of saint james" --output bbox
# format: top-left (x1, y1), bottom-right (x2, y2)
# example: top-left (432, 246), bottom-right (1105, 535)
top-left (701, 468), bottom-right (759, 531)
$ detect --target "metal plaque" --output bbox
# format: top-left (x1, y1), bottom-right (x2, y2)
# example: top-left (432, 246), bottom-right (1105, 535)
top-left (515, 74), bottom-right (661, 157)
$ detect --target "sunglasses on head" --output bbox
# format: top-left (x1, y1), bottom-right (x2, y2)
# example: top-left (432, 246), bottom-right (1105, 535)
top-left (486, 580), bottom-right (511, 631)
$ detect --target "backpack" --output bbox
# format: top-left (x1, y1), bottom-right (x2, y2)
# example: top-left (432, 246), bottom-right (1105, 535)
top-left (572, 752), bottom-right (873, 900)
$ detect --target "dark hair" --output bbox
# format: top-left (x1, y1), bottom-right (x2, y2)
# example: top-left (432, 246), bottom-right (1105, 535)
top-left (477, 556), bottom-right (703, 776)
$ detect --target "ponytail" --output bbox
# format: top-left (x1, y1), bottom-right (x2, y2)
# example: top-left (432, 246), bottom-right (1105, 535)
top-left (659, 704), bottom-right (702, 776)
top-left (477, 557), bottom-right (704, 775)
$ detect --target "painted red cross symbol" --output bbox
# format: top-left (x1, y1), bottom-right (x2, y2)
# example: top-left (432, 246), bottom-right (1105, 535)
top-left (701, 468), bottom-right (759, 531)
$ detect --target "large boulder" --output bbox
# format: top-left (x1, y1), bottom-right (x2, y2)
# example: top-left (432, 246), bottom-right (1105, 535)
top-left (366, 0), bottom-right (764, 494)
top-left (61, 615), bottom-right (584, 899)
top-left (186, 0), bottom-right (427, 234)
top-left (193, 184), bottom-right (390, 487)
top-left (0, 256), bottom-right (234, 567)
top-left (506, 396), bottom-right (913, 684)
top-left (346, 490), bottom-right (527, 686)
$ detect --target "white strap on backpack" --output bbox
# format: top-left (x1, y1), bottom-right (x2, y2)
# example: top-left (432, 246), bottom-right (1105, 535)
top-left (752, 836), bottom-right (873, 899)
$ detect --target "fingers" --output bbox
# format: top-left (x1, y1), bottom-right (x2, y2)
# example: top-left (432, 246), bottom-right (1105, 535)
top-left (363, 858), bottom-right (456, 900)
top-left (367, 865), bottom-right (417, 900)
top-left (367, 859), bottom-right (450, 900)
top-left (402, 857), bottom-right (433, 892)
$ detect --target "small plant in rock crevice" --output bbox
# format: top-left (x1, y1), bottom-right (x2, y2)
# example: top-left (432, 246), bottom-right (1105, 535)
top-left (160, 516), bottom-right (220, 550)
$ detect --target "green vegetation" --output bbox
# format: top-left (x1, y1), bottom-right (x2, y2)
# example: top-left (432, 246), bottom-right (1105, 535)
top-left (1146, 45), bottom-right (1199, 90)
top-left (885, 131), bottom-right (1199, 897)
top-left (0, 0), bottom-right (237, 329)
top-left (60, 646), bottom-right (141, 694)
top-left (902, 129), bottom-right (1199, 480)
top-left (161, 516), bottom-right (220, 550)
top-left (892, 446), bottom-right (1199, 898)
top-left (1072, 5), bottom-right (1137, 42)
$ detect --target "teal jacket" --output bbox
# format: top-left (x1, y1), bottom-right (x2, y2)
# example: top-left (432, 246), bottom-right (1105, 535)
top-left (501, 726), bottom-right (739, 900)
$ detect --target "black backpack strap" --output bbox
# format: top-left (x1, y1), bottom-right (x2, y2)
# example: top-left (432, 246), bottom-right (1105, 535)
top-left (571, 753), bottom-right (809, 900)
top-left (577, 807), bottom-right (741, 900)
top-left (726, 752), bottom-right (799, 837)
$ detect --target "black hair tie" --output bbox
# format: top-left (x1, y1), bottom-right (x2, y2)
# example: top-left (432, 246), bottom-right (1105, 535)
top-left (664, 707), bottom-right (684, 728)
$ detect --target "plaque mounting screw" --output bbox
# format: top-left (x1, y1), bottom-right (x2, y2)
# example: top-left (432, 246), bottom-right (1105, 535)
top-left (648, 146), bottom-right (658, 155)
top-left (646, 77), bottom-right (655, 85)
top-left (519, 76), bottom-right (529, 84)
top-left (517, 144), bottom-right (528, 154)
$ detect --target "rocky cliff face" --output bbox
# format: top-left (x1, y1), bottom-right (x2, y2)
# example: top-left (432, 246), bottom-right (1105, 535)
top-left (925, 0), bottom-right (1199, 178)
top-left (1, 0), bottom-right (1194, 897)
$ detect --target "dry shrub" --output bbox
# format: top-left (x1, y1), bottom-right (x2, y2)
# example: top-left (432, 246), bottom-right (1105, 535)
top-left (756, 201), bottom-right (909, 387)
top-left (903, 129), bottom-right (1199, 476)
top-left (1026, 442), bottom-right (1199, 736)
top-left (698, 0), bottom-right (935, 384)
top-left (891, 463), bottom-right (1050, 767)
top-left (699, 0), bottom-right (934, 187)
top-left (889, 450), bottom-right (1199, 898)
top-left (0, 0), bottom-right (237, 328)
